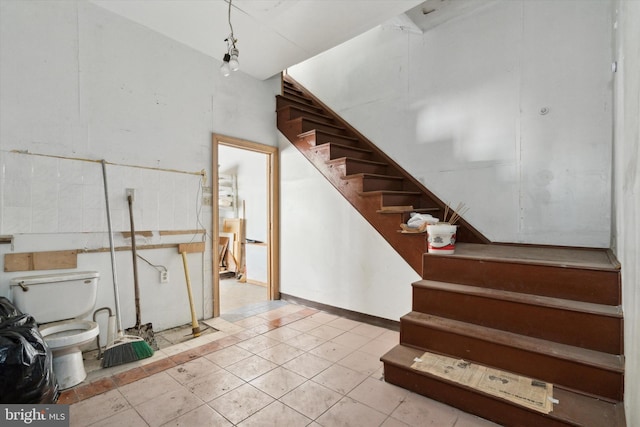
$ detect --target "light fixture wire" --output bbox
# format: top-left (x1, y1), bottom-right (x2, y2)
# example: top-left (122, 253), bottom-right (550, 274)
top-left (220, 0), bottom-right (238, 76)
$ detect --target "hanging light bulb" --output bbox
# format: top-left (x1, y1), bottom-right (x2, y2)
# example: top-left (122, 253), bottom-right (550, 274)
top-left (228, 48), bottom-right (239, 72)
top-left (220, 53), bottom-right (231, 76)
top-left (220, 0), bottom-right (239, 77)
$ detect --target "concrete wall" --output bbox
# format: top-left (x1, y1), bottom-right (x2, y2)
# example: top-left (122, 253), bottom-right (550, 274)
top-left (613, 1), bottom-right (640, 424)
top-left (288, 0), bottom-right (613, 248)
top-left (0, 1), bottom-right (279, 338)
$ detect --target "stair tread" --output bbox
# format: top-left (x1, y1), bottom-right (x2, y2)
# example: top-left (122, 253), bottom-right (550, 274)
top-left (439, 242), bottom-right (619, 271)
top-left (297, 129), bottom-right (358, 142)
top-left (378, 207), bottom-right (440, 214)
top-left (326, 157), bottom-right (387, 166)
top-left (288, 116), bottom-right (345, 131)
top-left (403, 312), bottom-right (624, 371)
top-left (413, 280), bottom-right (623, 318)
top-left (382, 344), bottom-right (625, 427)
top-left (315, 143), bottom-right (371, 154)
top-left (277, 103), bottom-right (332, 120)
top-left (360, 190), bottom-right (422, 196)
top-left (343, 173), bottom-right (402, 180)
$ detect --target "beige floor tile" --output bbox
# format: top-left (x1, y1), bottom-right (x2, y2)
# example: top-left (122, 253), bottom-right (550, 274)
top-left (327, 317), bottom-right (363, 331)
top-left (280, 380), bottom-right (342, 419)
top-left (208, 383), bottom-right (274, 424)
top-left (347, 377), bottom-right (409, 415)
top-left (69, 389), bottom-right (131, 427)
top-left (250, 366), bottom-right (307, 398)
top-left (358, 337), bottom-right (397, 357)
top-left (286, 318), bottom-right (322, 332)
top-left (256, 342), bottom-right (305, 365)
top-left (338, 350), bottom-right (383, 375)
top-left (390, 392), bottom-right (459, 427)
top-left (226, 354), bottom-right (278, 381)
top-left (202, 317), bottom-right (245, 334)
top-left (316, 396), bottom-right (388, 427)
top-left (135, 386), bottom-right (203, 427)
top-left (350, 323), bottom-right (388, 339)
top-left (376, 329), bottom-right (400, 345)
top-left (118, 372), bottom-right (181, 407)
top-left (286, 332), bottom-right (326, 351)
top-left (160, 404), bottom-right (233, 427)
top-left (330, 330), bottom-right (373, 350)
top-left (309, 340), bottom-right (354, 362)
top-left (204, 344), bottom-right (252, 367)
top-left (312, 364), bottom-right (368, 395)
top-left (89, 408), bottom-right (148, 427)
top-left (261, 325), bottom-right (302, 342)
top-left (452, 412), bottom-right (501, 427)
top-left (238, 401), bottom-right (312, 427)
top-left (235, 334), bottom-right (281, 354)
top-left (307, 311), bottom-right (339, 324)
top-left (381, 417), bottom-right (411, 427)
top-left (308, 324), bottom-right (346, 341)
top-left (234, 316), bottom-right (269, 329)
top-left (185, 369), bottom-right (245, 402)
top-left (282, 352), bottom-right (333, 379)
top-left (166, 356), bottom-right (221, 384)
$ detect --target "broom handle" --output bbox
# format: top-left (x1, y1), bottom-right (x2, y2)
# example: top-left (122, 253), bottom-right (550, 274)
top-left (101, 160), bottom-right (123, 334)
top-left (128, 195), bottom-right (142, 328)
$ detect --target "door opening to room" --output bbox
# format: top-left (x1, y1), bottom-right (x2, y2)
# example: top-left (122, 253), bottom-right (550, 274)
top-left (212, 134), bottom-right (279, 317)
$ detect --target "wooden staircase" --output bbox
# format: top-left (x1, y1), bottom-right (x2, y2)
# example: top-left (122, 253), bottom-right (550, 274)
top-left (277, 75), bottom-right (489, 275)
top-left (276, 75), bottom-right (625, 426)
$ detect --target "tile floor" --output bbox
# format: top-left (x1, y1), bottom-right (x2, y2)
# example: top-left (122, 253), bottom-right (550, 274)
top-left (63, 301), bottom-right (499, 426)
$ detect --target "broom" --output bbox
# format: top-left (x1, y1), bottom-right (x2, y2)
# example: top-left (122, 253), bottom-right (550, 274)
top-left (101, 160), bottom-right (154, 368)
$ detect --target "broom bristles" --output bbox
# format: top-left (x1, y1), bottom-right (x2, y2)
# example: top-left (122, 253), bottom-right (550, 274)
top-left (101, 335), bottom-right (154, 368)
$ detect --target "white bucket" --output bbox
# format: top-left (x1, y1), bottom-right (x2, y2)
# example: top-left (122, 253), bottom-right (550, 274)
top-left (427, 224), bottom-right (457, 254)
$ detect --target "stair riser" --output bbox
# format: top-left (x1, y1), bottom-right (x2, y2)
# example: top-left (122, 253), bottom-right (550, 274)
top-left (297, 119), bottom-right (348, 136)
top-left (400, 320), bottom-right (623, 401)
top-left (422, 256), bottom-right (621, 305)
top-left (362, 177), bottom-right (404, 192)
top-left (276, 94), bottom-right (322, 113)
top-left (338, 161), bottom-right (388, 175)
top-left (380, 193), bottom-right (421, 208)
top-left (282, 89), bottom-right (314, 106)
top-left (412, 286), bottom-right (623, 354)
top-left (312, 144), bottom-right (371, 161)
top-left (299, 131), bottom-right (359, 147)
top-left (278, 106), bottom-right (335, 125)
top-left (383, 363), bottom-right (571, 427)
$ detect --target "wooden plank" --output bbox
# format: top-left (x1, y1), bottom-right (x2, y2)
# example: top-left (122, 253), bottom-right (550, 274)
top-left (178, 242), bottom-right (206, 253)
top-left (5, 250), bottom-right (77, 272)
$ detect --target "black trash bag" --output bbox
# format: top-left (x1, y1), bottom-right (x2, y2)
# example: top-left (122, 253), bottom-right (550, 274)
top-left (0, 297), bottom-right (59, 404)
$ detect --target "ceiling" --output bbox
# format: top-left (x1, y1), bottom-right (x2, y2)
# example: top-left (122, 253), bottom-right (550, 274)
top-left (89, 0), bottom-right (429, 80)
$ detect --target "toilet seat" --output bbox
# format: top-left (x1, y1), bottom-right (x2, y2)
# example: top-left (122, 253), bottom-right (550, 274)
top-left (39, 320), bottom-right (99, 349)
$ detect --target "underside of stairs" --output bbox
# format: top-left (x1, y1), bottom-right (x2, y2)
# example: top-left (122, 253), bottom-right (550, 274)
top-left (276, 75), bottom-right (625, 426)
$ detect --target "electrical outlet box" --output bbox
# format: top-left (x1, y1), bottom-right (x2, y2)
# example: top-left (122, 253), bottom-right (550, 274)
top-left (160, 271), bottom-right (169, 283)
top-left (126, 188), bottom-right (136, 202)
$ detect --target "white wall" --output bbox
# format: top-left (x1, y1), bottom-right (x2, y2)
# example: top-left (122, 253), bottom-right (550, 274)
top-left (279, 134), bottom-right (420, 320)
top-left (0, 1), bottom-right (279, 338)
top-left (288, 0), bottom-right (613, 248)
top-left (613, 0), bottom-right (640, 424)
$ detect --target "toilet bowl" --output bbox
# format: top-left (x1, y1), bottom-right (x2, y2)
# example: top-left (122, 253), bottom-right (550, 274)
top-left (39, 319), bottom-right (100, 389)
top-left (10, 271), bottom-right (100, 390)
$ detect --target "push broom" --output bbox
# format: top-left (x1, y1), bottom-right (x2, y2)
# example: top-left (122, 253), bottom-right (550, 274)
top-left (100, 160), bottom-right (154, 368)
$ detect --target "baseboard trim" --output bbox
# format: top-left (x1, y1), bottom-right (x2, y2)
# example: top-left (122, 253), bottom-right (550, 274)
top-left (280, 293), bottom-right (400, 332)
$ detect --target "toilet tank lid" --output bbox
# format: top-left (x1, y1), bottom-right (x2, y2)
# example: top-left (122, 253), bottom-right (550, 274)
top-left (10, 271), bottom-right (100, 287)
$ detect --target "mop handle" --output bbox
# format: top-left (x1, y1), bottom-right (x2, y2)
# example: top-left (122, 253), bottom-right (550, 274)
top-left (101, 160), bottom-right (123, 333)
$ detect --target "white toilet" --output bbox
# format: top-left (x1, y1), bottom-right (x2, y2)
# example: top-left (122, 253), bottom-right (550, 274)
top-left (10, 271), bottom-right (100, 390)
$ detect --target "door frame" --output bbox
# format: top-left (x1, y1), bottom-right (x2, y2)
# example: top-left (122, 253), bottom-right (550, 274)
top-left (212, 133), bottom-right (280, 318)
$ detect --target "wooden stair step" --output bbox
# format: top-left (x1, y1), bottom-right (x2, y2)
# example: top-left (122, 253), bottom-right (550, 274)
top-left (276, 94), bottom-right (324, 114)
top-left (359, 190), bottom-right (423, 208)
top-left (412, 280), bottom-right (623, 354)
top-left (377, 207), bottom-right (440, 215)
top-left (342, 173), bottom-right (405, 192)
top-left (313, 143), bottom-right (372, 161)
top-left (298, 129), bottom-right (360, 147)
top-left (280, 90), bottom-right (314, 106)
top-left (382, 344), bottom-right (626, 427)
top-left (327, 157), bottom-right (388, 175)
top-left (277, 104), bottom-right (335, 125)
top-left (423, 243), bottom-right (621, 305)
top-left (287, 116), bottom-right (349, 136)
top-left (400, 312), bottom-right (624, 401)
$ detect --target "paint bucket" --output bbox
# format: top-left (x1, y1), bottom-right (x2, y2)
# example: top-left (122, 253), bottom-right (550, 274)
top-left (427, 224), bottom-right (457, 254)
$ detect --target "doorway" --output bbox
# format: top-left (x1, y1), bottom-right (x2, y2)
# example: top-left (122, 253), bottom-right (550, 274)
top-left (212, 134), bottom-right (279, 318)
